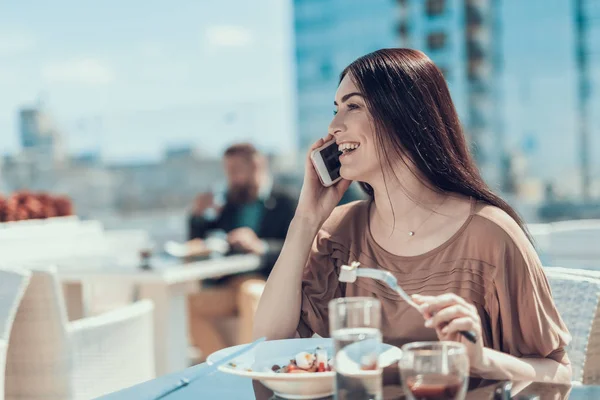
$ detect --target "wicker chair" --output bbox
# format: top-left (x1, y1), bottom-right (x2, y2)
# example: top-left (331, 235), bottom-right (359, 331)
top-left (5, 265), bottom-right (155, 400)
top-left (0, 221), bottom-right (139, 320)
top-left (0, 267), bottom-right (31, 400)
top-left (545, 269), bottom-right (600, 384)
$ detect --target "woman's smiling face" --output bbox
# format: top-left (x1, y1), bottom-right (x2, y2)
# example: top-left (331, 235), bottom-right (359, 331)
top-left (329, 73), bottom-right (381, 183)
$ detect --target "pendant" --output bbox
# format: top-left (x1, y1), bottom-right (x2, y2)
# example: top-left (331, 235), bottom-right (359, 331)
top-left (408, 231), bottom-right (415, 236)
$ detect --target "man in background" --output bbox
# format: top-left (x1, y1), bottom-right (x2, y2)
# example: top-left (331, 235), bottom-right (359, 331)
top-left (187, 143), bottom-right (296, 358)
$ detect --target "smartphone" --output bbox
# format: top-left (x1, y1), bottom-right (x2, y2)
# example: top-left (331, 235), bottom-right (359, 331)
top-left (310, 139), bottom-right (342, 187)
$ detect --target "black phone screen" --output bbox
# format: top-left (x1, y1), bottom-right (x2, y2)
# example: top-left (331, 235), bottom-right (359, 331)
top-left (319, 142), bottom-right (342, 181)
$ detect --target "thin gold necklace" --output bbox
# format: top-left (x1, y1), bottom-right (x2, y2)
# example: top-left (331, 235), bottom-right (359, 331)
top-left (407, 197), bottom-right (446, 236)
top-left (376, 196), bottom-right (448, 237)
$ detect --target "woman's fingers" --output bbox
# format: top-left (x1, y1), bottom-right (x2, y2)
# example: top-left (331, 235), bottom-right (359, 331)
top-left (413, 293), bottom-right (479, 335)
top-left (413, 293), bottom-right (475, 315)
top-left (308, 134), bottom-right (334, 152)
top-left (309, 137), bottom-right (325, 151)
top-left (425, 303), bottom-right (477, 328)
top-left (439, 317), bottom-right (480, 337)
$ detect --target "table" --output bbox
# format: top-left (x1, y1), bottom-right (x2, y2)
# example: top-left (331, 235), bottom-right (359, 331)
top-left (58, 254), bottom-right (262, 376)
top-left (102, 362), bottom-right (600, 399)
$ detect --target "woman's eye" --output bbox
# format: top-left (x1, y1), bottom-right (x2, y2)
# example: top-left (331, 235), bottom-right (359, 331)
top-left (334, 104), bottom-right (360, 115)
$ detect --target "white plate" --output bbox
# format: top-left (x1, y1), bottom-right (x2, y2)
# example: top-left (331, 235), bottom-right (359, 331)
top-left (206, 338), bottom-right (402, 399)
top-left (164, 238), bottom-right (229, 258)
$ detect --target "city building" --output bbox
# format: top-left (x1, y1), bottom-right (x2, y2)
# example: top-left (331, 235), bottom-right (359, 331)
top-left (106, 146), bottom-right (223, 213)
top-left (19, 106), bottom-right (66, 164)
top-left (294, 0), bottom-right (503, 185)
top-left (294, 0), bottom-right (398, 152)
top-left (399, 0), bottom-right (503, 185)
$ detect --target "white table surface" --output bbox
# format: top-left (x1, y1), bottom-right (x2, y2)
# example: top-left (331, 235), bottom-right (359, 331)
top-left (57, 254), bottom-right (262, 284)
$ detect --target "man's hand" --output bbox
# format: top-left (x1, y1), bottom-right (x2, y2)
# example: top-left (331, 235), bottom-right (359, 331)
top-left (227, 227), bottom-right (266, 255)
top-left (192, 193), bottom-right (215, 216)
top-left (185, 238), bottom-right (211, 257)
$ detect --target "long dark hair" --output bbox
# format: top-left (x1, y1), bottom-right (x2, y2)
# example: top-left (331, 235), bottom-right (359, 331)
top-left (341, 48), bottom-right (531, 241)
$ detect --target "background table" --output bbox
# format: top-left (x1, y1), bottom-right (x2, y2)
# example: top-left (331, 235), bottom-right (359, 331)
top-left (58, 253), bottom-right (261, 376)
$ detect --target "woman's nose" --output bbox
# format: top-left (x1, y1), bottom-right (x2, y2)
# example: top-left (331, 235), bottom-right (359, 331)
top-left (328, 114), bottom-right (344, 137)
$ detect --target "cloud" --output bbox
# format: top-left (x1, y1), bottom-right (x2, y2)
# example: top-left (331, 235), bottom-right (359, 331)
top-left (139, 61), bottom-right (191, 82)
top-left (42, 58), bottom-right (115, 85)
top-left (0, 66), bottom-right (17, 85)
top-left (0, 32), bottom-right (36, 56)
top-left (205, 25), bottom-right (253, 48)
top-left (139, 42), bottom-right (165, 58)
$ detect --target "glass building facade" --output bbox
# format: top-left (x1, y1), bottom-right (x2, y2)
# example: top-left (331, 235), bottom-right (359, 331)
top-left (294, 0), bottom-right (502, 184)
top-left (294, 0), bottom-right (398, 152)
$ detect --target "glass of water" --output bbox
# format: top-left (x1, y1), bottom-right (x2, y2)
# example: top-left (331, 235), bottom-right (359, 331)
top-left (329, 297), bottom-right (382, 400)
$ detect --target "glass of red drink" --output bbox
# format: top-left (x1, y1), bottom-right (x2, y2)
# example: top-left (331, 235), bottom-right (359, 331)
top-left (399, 342), bottom-right (469, 400)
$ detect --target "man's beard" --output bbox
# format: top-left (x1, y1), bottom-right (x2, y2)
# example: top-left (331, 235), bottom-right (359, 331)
top-left (227, 184), bottom-right (259, 205)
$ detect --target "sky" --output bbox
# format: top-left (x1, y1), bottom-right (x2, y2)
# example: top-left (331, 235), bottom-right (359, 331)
top-left (0, 0), bottom-right (296, 162)
top-left (0, 0), bottom-right (598, 178)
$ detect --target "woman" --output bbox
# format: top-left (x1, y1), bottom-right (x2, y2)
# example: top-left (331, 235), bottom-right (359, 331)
top-left (253, 49), bottom-right (571, 382)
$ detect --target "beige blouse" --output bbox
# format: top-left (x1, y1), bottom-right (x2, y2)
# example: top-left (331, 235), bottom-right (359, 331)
top-left (297, 199), bottom-right (571, 364)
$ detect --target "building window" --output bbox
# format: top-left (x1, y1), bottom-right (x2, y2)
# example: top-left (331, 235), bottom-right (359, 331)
top-left (397, 21), bottom-right (410, 38)
top-left (468, 59), bottom-right (487, 82)
top-left (426, 0), bottom-right (446, 17)
top-left (466, 4), bottom-right (484, 26)
top-left (427, 32), bottom-right (447, 51)
top-left (467, 40), bottom-right (485, 61)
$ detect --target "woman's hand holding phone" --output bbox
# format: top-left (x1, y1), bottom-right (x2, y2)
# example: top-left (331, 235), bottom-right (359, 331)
top-left (295, 135), bottom-right (351, 226)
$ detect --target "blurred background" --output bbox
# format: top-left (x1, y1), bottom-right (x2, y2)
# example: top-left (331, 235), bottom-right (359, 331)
top-left (1, 0), bottom-right (599, 244)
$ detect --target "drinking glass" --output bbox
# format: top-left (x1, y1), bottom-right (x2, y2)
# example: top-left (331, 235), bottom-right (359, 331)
top-left (329, 297), bottom-right (382, 400)
top-left (399, 342), bottom-right (469, 400)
